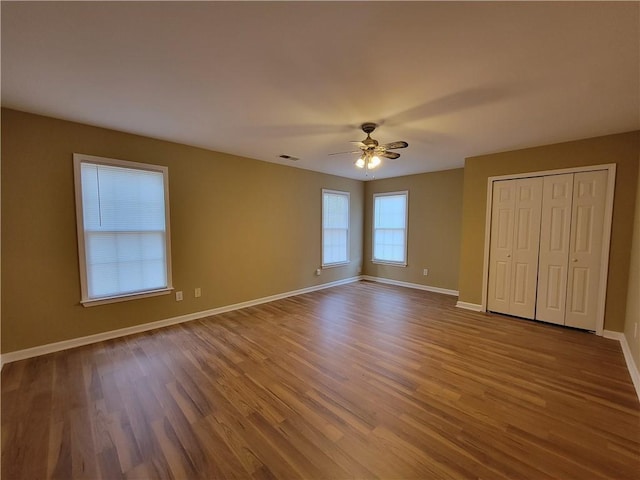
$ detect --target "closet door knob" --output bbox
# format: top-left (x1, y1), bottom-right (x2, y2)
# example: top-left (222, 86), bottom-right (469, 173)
top-left (507, 254), bottom-right (511, 258)
top-left (572, 258), bottom-right (578, 262)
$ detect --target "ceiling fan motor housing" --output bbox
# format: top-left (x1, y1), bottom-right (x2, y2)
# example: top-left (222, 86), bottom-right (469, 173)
top-left (361, 122), bottom-right (377, 135)
top-left (361, 123), bottom-right (379, 147)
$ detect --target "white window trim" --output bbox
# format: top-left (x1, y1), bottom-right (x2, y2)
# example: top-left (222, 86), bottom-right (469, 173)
top-left (73, 153), bottom-right (173, 307)
top-left (321, 189), bottom-right (350, 268)
top-left (372, 190), bottom-right (409, 267)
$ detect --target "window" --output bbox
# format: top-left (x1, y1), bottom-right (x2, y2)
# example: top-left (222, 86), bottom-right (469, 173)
top-left (73, 154), bottom-right (172, 305)
top-left (322, 189), bottom-right (350, 266)
top-left (373, 191), bottom-right (408, 265)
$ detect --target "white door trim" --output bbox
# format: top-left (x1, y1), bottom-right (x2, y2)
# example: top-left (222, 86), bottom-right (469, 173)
top-left (481, 163), bottom-right (616, 336)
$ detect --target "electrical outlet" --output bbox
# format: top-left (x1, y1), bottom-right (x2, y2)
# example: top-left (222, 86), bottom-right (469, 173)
top-left (195, 287), bottom-right (201, 298)
top-left (316, 268), bottom-right (322, 276)
top-left (635, 322), bottom-right (638, 339)
top-left (176, 291), bottom-right (183, 301)
top-left (423, 268), bottom-right (428, 276)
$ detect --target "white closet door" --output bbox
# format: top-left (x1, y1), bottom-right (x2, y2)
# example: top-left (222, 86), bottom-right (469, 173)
top-left (509, 177), bottom-right (543, 319)
top-left (565, 170), bottom-right (607, 330)
top-left (488, 177), bottom-right (543, 319)
top-left (536, 174), bottom-right (574, 325)
top-left (487, 180), bottom-right (516, 315)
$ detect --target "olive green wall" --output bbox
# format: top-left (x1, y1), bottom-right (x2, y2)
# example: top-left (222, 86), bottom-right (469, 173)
top-left (1, 109), bottom-right (364, 353)
top-left (3, 109), bottom-right (637, 353)
top-left (624, 167), bottom-right (640, 372)
top-left (458, 131), bottom-right (639, 332)
top-left (363, 169), bottom-right (464, 291)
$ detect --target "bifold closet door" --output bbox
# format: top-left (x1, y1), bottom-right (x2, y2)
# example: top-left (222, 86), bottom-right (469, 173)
top-left (487, 177), bottom-right (543, 319)
top-left (564, 170), bottom-right (607, 330)
top-left (536, 174), bottom-right (574, 325)
top-left (536, 170), bottom-right (607, 329)
top-left (487, 181), bottom-right (515, 315)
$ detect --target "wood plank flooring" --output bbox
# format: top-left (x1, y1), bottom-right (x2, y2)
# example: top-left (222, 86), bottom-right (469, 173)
top-left (2, 281), bottom-right (639, 479)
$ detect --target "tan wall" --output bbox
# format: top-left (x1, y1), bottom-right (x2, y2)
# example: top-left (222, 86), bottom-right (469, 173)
top-left (458, 131), bottom-right (639, 332)
top-left (1, 109), bottom-right (364, 353)
top-left (363, 169), bottom-right (464, 291)
top-left (625, 165), bottom-right (640, 371)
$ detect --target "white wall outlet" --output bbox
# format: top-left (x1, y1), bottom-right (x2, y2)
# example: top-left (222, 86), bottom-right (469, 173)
top-left (195, 287), bottom-right (201, 298)
top-left (635, 322), bottom-right (638, 339)
top-left (315, 268), bottom-right (322, 276)
top-left (176, 291), bottom-right (183, 301)
top-left (423, 268), bottom-right (429, 276)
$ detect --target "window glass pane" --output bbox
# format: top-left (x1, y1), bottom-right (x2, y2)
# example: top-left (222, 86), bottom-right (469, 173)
top-left (81, 163), bottom-right (165, 231)
top-left (323, 229), bottom-right (347, 264)
top-left (85, 232), bottom-right (167, 298)
top-left (323, 193), bottom-right (348, 228)
top-left (374, 195), bottom-right (407, 229)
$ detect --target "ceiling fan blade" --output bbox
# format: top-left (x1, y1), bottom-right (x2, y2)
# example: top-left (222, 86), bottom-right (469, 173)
top-left (380, 151), bottom-right (400, 159)
top-left (350, 141), bottom-right (367, 148)
top-left (328, 150), bottom-right (361, 156)
top-left (380, 141), bottom-right (408, 150)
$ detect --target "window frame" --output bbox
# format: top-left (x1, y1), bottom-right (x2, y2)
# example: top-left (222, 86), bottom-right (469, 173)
top-left (372, 190), bottom-right (409, 266)
top-left (73, 153), bottom-right (173, 307)
top-left (321, 188), bottom-right (351, 268)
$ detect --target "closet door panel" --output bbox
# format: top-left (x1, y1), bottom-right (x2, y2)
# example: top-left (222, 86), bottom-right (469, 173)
top-left (488, 181), bottom-right (516, 315)
top-left (536, 174), bottom-right (573, 325)
top-left (565, 170), bottom-right (607, 330)
top-left (508, 177), bottom-right (543, 319)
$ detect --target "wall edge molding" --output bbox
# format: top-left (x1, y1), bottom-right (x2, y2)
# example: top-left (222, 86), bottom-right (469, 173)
top-left (603, 330), bottom-right (640, 402)
top-left (455, 301), bottom-right (484, 312)
top-left (361, 275), bottom-right (459, 297)
top-left (0, 276), bottom-right (362, 367)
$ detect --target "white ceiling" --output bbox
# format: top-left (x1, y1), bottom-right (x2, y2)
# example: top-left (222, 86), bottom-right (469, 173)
top-left (2, 1), bottom-right (638, 180)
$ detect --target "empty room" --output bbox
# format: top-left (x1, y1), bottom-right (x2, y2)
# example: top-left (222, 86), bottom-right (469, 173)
top-left (1, 2), bottom-right (639, 479)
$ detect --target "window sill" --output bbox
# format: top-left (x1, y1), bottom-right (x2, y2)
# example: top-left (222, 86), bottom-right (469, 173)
top-left (81, 287), bottom-right (173, 307)
top-left (321, 261), bottom-right (350, 269)
top-left (371, 260), bottom-right (407, 267)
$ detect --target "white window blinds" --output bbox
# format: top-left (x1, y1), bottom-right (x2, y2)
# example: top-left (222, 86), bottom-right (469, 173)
top-left (322, 190), bottom-right (350, 266)
top-left (373, 191), bottom-right (408, 265)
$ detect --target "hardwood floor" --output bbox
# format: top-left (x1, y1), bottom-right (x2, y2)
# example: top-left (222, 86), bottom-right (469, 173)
top-left (2, 281), bottom-right (639, 479)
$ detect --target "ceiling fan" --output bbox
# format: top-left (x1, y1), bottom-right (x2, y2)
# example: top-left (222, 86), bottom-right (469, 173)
top-left (330, 122), bottom-right (408, 172)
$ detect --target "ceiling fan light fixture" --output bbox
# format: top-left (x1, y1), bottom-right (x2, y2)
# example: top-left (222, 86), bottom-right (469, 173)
top-left (368, 155), bottom-right (381, 169)
top-left (355, 157), bottom-right (365, 168)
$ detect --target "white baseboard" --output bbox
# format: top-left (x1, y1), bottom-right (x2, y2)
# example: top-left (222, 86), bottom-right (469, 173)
top-left (6, 277), bottom-right (637, 405)
top-left (455, 301), bottom-right (483, 312)
top-left (603, 330), bottom-right (640, 402)
top-left (0, 276), bottom-right (362, 367)
top-left (361, 275), bottom-right (459, 297)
